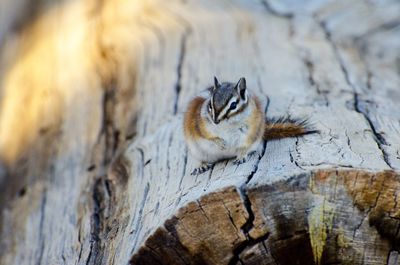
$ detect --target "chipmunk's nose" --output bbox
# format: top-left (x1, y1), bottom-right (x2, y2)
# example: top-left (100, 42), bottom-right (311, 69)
top-left (213, 118), bottom-right (220, 124)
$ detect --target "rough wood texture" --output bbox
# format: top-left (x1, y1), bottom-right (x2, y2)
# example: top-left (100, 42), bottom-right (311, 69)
top-left (1, 0), bottom-right (400, 264)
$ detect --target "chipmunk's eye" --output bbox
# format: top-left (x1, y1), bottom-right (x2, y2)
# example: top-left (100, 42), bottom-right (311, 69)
top-left (208, 103), bottom-right (212, 112)
top-left (229, 101), bottom-right (237, 110)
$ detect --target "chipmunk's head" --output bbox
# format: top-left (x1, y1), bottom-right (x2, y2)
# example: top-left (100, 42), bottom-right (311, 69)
top-left (208, 76), bottom-right (248, 124)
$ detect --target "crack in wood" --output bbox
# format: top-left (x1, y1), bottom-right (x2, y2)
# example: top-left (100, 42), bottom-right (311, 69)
top-left (319, 19), bottom-right (393, 170)
top-left (166, 134), bottom-right (173, 183)
top-left (355, 20), bottom-right (400, 43)
top-left (228, 141), bottom-right (268, 264)
top-left (353, 209), bottom-right (370, 239)
top-left (345, 130), bottom-right (365, 165)
top-left (228, 228), bottom-right (270, 265)
top-left (293, 137), bottom-right (306, 170)
top-left (303, 57), bottom-right (329, 106)
top-left (386, 250), bottom-right (400, 265)
top-left (137, 147), bottom-right (145, 174)
top-left (86, 178), bottom-right (105, 265)
top-left (196, 200), bottom-right (210, 222)
top-left (144, 244), bottom-right (166, 265)
top-left (303, 162), bottom-right (356, 169)
top-left (304, 58), bottom-right (316, 87)
top-left (260, 0), bottom-right (293, 19)
top-left (82, 9), bottom-right (140, 261)
top-left (390, 190), bottom-right (399, 219)
top-left (102, 85), bottom-right (120, 165)
top-left (260, 0), bottom-right (296, 38)
top-left (37, 188), bottom-right (47, 265)
top-left (290, 148), bottom-right (304, 170)
top-left (353, 93), bottom-right (393, 169)
top-left (173, 30), bottom-right (189, 115)
top-left (131, 183), bottom-right (150, 250)
top-left (178, 148), bottom-right (188, 190)
top-left (221, 200), bottom-right (240, 234)
top-left (77, 226), bottom-right (84, 262)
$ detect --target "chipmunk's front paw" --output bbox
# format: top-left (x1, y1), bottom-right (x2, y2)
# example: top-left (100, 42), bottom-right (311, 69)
top-left (191, 163), bottom-right (214, 175)
top-left (233, 151), bottom-right (258, 165)
top-left (233, 157), bottom-right (247, 165)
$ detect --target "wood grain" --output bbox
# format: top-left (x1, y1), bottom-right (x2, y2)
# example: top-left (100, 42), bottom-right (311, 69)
top-left (0, 0), bottom-right (399, 264)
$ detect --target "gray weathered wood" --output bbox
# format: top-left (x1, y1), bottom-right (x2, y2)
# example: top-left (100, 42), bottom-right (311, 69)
top-left (1, 0), bottom-right (400, 264)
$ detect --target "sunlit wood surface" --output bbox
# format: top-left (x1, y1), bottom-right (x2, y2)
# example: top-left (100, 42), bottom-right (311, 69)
top-left (0, 0), bottom-right (400, 264)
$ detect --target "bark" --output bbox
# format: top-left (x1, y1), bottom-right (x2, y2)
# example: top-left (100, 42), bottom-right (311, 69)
top-left (1, 0), bottom-right (400, 264)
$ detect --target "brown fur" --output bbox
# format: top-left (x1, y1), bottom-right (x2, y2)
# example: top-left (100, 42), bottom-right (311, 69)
top-left (245, 97), bottom-right (265, 146)
top-left (184, 96), bottom-right (316, 145)
top-left (263, 118), bottom-right (316, 140)
top-left (184, 97), bottom-right (215, 140)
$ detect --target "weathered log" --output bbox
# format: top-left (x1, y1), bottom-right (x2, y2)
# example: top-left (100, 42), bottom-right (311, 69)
top-left (1, 0), bottom-right (400, 264)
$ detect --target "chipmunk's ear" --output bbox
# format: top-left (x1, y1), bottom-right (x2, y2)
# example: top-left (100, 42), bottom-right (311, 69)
top-left (213, 76), bottom-right (220, 91)
top-left (236, 77), bottom-right (247, 100)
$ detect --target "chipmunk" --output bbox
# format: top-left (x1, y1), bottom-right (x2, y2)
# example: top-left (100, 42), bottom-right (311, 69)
top-left (183, 76), bottom-right (317, 175)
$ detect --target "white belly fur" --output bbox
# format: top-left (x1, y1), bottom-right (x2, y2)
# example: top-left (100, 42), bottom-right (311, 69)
top-left (186, 99), bottom-right (263, 163)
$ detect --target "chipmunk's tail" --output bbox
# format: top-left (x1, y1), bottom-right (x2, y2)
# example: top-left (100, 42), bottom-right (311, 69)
top-left (263, 117), bottom-right (319, 140)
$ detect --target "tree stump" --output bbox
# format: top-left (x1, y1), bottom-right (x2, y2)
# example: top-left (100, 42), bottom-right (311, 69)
top-left (1, 0), bottom-right (400, 264)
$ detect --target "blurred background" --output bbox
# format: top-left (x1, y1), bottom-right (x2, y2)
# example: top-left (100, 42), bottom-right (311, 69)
top-left (0, 0), bottom-right (399, 264)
